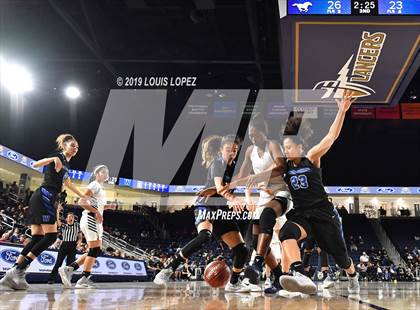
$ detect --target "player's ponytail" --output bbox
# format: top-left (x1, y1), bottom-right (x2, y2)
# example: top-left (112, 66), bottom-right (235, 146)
top-left (56, 134), bottom-right (76, 151)
top-left (201, 135), bottom-right (222, 168)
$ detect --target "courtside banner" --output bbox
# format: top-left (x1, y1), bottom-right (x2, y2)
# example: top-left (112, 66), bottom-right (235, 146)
top-left (351, 107), bottom-right (375, 119)
top-left (375, 104), bottom-right (400, 119)
top-left (0, 243), bottom-right (147, 276)
top-left (401, 103), bottom-right (420, 120)
top-left (290, 20), bottom-right (420, 105)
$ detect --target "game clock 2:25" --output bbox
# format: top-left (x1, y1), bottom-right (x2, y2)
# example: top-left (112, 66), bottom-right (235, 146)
top-left (352, 0), bottom-right (378, 15)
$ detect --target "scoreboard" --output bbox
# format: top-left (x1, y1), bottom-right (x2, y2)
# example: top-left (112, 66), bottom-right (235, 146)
top-left (287, 0), bottom-right (420, 15)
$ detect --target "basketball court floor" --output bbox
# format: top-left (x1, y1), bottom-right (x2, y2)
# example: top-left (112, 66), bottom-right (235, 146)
top-left (0, 281), bottom-right (418, 309)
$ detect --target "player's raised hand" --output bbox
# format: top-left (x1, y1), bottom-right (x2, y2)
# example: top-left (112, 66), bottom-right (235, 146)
top-left (336, 89), bottom-right (357, 112)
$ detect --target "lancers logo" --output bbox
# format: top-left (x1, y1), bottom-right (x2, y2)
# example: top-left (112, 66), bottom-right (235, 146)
top-left (93, 260), bottom-right (100, 269)
top-left (106, 260), bottom-right (116, 270)
top-left (134, 262), bottom-right (143, 271)
top-left (292, 2), bottom-right (312, 13)
top-left (37, 253), bottom-right (56, 266)
top-left (0, 248), bottom-right (20, 264)
top-left (314, 31), bottom-right (386, 99)
top-left (122, 262), bottom-right (130, 270)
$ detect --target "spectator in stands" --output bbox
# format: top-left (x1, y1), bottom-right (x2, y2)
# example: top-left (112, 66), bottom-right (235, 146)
top-left (379, 206), bottom-right (386, 216)
top-left (9, 228), bottom-right (20, 244)
top-left (358, 235), bottom-right (364, 245)
top-left (340, 205), bottom-right (348, 215)
top-left (350, 240), bottom-right (358, 252)
top-left (360, 252), bottom-right (369, 263)
top-left (10, 182), bottom-right (18, 194)
top-left (19, 234), bottom-right (30, 246)
top-left (0, 229), bottom-right (13, 241)
top-left (357, 262), bottom-right (368, 280)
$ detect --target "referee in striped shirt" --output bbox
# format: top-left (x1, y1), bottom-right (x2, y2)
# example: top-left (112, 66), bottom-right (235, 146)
top-left (48, 211), bottom-right (82, 284)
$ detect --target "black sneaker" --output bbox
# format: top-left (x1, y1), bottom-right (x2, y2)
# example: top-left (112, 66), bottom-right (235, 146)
top-left (264, 278), bottom-right (282, 295)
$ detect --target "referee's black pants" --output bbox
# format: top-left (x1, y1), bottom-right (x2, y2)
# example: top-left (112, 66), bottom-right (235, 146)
top-left (48, 241), bottom-right (77, 281)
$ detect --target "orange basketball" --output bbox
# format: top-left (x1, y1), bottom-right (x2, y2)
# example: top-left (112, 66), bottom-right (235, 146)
top-left (204, 260), bottom-right (231, 288)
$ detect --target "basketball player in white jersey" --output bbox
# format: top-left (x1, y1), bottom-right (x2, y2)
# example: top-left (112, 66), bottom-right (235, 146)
top-left (59, 165), bottom-right (116, 288)
top-left (234, 114), bottom-right (291, 293)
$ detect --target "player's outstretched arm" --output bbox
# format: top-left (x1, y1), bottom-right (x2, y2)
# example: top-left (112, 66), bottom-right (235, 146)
top-left (307, 90), bottom-right (356, 166)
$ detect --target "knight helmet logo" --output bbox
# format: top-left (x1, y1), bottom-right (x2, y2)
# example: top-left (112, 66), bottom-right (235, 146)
top-left (293, 2), bottom-right (312, 13)
top-left (314, 31), bottom-right (386, 100)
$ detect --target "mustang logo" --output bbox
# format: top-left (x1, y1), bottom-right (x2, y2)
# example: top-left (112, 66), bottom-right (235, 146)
top-left (292, 2), bottom-right (312, 13)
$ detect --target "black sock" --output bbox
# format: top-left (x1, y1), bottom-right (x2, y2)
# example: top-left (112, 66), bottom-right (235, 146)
top-left (290, 261), bottom-right (305, 274)
top-left (303, 251), bottom-right (311, 268)
top-left (82, 271), bottom-right (91, 278)
top-left (272, 264), bottom-right (284, 279)
top-left (168, 254), bottom-right (184, 272)
top-left (230, 271), bottom-right (241, 284)
top-left (253, 255), bottom-right (264, 271)
top-left (17, 256), bottom-right (33, 270)
top-left (348, 271), bottom-right (357, 278)
top-left (70, 261), bottom-right (80, 271)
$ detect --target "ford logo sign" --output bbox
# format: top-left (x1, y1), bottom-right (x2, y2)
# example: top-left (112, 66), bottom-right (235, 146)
top-left (106, 260), bottom-right (116, 270)
top-left (336, 187), bottom-right (354, 193)
top-left (122, 262), bottom-right (130, 270)
top-left (7, 151), bottom-right (19, 161)
top-left (377, 187), bottom-right (395, 193)
top-left (37, 253), bottom-right (56, 266)
top-left (0, 249), bottom-right (20, 264)
top-left (134, 263), bottom-right (142, 271)
top-left (93, 260), bottom-right (100, 269)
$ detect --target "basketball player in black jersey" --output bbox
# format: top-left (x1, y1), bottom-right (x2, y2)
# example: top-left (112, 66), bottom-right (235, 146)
top-left (154, 135), bottom-right (252, 292)
top-left (0, 134), bottom-right (87, 290)
top-left (278, 90), bottom-right (360, 294)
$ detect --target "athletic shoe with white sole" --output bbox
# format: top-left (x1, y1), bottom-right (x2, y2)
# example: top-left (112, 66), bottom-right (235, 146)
top-left (280, 271), bottom-right (317, 295)
top-left (59, 266), bottom-right (74, 289)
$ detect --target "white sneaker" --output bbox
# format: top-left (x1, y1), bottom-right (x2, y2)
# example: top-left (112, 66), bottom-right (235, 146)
top-left (0, 267), bottom-right (29, 290)
top-left (225, 279), bottom-right (251, 292)
top-left (75, 275), bottom-right (94, 288)
top-left (280, 272), bottom-right (317, 295)
top-left (264, 277), bottom-right (272, 289)
top-left (322, 275), bottom-right (335, 289)
top-left (59, 266), bottom-right (74, 289)
top-left (347, 273), bottom-right (360, 294)
top-left (242, 277), bottom-right (261, 292)
top-left (153, 268), bottom-right (173, 286)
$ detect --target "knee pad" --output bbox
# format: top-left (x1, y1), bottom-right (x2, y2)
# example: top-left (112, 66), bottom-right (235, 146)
top-left (30, 232), bottom-right (58, 257)
top-left (259, 207), bottom-right (277, 236)
top-left (20, 234), bottom-right (44, 256)
top-left (252, 234), bottom-right (258, 251)
top-left (180, 229), bottom-right (211, 258)
top-left (335, 255), bottom-right (351, 269)
top-left (278, 222), bottom-right (301, 242)
top-left (88, 247), bottom-right (101, 258)
top-left (232, 243), bottom-right (249, 269)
